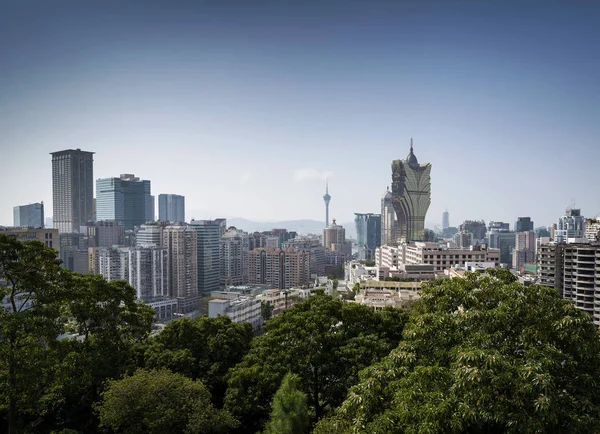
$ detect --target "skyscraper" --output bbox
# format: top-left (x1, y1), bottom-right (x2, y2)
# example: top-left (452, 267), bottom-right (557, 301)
top-left (391, 139), bottom-right (432, 243)
top-left (381, 187), bottom-right (397, 246)
top-left (51, 149), bottom-right (94, 233)
top-left (220, 227), bottom-right (249, 286)
top-left (354, 213), bottom-right (382, 260)
top-left (323, 181), bottom-right (331, 227)
top-left (96, 174), bottom-right (153, 230)
top-left (513, 231), bottom-right (536, 270)
top-left (515, 217), bottom-right (534, 232)
top-left (158, 194), bottom-right (185, 223)
top-left (13, 202), bottom-right (44, 228)
top-left (442, 210), bottom-right (449, 230)
top-left (163, 225), bottom-right (198, 312)
top-left (190, 219), bottom-right (225, 294)
top-left (556, 209), bottom-right (586, 243)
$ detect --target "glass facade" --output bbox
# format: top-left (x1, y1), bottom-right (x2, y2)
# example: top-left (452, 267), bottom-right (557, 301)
top-left (96, 175), bottom-right (152, 230)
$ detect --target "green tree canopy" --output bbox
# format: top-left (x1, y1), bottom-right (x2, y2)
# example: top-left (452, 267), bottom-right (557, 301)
top-left (224, 295), bottom-right (408, 432)
top-left (315, 272), bottom-right (600, 434)
top-left (264, 373), bottom-right (310, 434)
top-left (96, 368), bottom-right (238, 434)
top-left (143, 315), bottom-right (253, 406)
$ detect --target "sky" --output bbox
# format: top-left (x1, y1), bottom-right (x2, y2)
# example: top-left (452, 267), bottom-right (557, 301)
top-left (1, 0), bottom-right (599, 229)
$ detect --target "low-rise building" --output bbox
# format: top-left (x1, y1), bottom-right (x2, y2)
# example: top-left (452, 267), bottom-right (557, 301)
top-left (208, 297), bottom-right (262, 329)
top-left (355, 288), bottom-right (420, 310)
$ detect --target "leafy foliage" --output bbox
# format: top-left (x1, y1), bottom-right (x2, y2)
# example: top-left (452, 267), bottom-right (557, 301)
top-left (224, 294), bottom-right (408, 432)
top-left (264, 373), bottom-right (310, 434)
top-left (316, 272), bottom-right (600, 433)
top-left (96, 368), bottom-right (238, 434)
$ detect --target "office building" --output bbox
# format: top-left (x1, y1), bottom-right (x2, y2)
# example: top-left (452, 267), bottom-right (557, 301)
top-left (129, 246), bottom-right (169, 300)
top-left (489, 221), bottom-right (510, 231)
top-left (80, 220), bottom-right (124, 248)
top-left (453, 230), bottom-right (474, 249)
top-left (96, 174), bottom-right (153, 230)
top-left (13, 202), bottom-right (44, 228)
top-left (515, 217), bottom-right (534, 232)
top-left (459, 220), bottom-right (487, 243)
top-left (323, 181), bottom-right (331, 227)
top-left (248, 247), bottom-right (310, 289)
top-left (51, 149), bottom-right (94, 233)
top-left (0, 226), bottom-right (58, 253)
top-left (59, 232), bottom-right (88, 273)
top-left (354, 213), bottom-right (381, 260)
top-left (513, 231), bottom-right (536, 270)
top-left (488, 230), bottom-right (516, 266)
top-left (158, 194), bottom-right (185, 223)
top-left (381, 187), bottom-right (398, 246)
top-left (556, 209), bottom-right (586, 243)
top-left (221, 227), bottom-right (249, 286)
top-left (162, 225), bottom-right (199, 312)
top-left (190, 219), bottom-right (225, 294)
top-left (391, 139), bottom-right (431, 242)
top-left (442, 210), bottom-right (450, 230)
top-left (136, 223), bottom-right (166, 247)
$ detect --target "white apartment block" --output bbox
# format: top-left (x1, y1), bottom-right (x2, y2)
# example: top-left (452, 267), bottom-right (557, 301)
top-left (376, 242), bottom-right (500, 273)
top-left (97, 246), bottom-right (130, 281)
top-left (209, 297), bottom-right (262, 329)
top-left (129, 246), bottom-right (169, 300)
top-left (221, 228), bottom-right (249, 286)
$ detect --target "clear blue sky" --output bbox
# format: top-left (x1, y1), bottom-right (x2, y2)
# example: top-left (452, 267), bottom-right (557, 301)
top-left (1, 1), bottom-right (599, 229)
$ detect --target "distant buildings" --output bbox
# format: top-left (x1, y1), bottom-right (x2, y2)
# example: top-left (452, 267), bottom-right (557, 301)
top-left (556, 209), bottom-right (586, 243)
top-left (453, 230), bottom-right (474, 249)
top-left (209, 297), bottom-right (262, 329)
top-left (512, 231), bottom-right (536, 270)
top-left (354, 213), bottom-right (381, 260)
top-left (0, 226), bottom-right (58, 253)
top-left (97, 246), bottom-right (130, 281)
top-left (80, 220), bottom-right (124, 248)
top-left (391, 139), bottom-right (431, 242)
top-left (586, 218), bottom-right (600, 242)
top-left (129, 246), bottom-right (168, 300)
top-left (220, 227), bottom-right (249, 286)
top-left (442, 210), bottom-right (450, 230)
top-left (489, 221), bottom-right (510, 231)
top-left (515, 217), bottom-right (534, 233)
top-left (323, 219), bottom-right (350, 255)
top-left (96, 174), bottom-right (154, 230)
top-left (488, 230), bottom-right (516, 266)
top-left (459, 220), bottom-right (487, 244)
top-left (190, 219), bottom-right (226, 295)
top-left (13, 202), bottom-right (44, 228)
top-left (381, 187), bottom-right (397, 246)
top-left (51, 149), bottom-right (95, 233)
top-left (248, 247), bottom-right (310, 289)
top-left (163, 225), bottom-right (199, 312)
top-left (158, 194), bottom-right (185, 223)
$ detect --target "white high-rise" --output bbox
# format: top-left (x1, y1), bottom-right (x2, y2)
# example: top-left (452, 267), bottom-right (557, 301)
top-left (129, 246), bottom-right (168, 300)
top-left (220, 227), bottom-right (250, 286)
top-left (381, 187), bottom-right (397, 246)
top-left (556, 209), bottom-right (586, 243)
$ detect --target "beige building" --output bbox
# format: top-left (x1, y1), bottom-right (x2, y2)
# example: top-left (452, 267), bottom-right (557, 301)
top-left (163, 225), bottom-right (198, 312)
top-left (220, 227), bottom-right (249, 286)
top-left (248, 247), bottom-right (310, 289)
top-left (323, 220), bottom-right (346, 251)
top-left (376, 242), bottom-right (500, 273)
top-left (0, 226), bottom-right (59, 254)
top-left (355, 288), bottom-right (420, 310)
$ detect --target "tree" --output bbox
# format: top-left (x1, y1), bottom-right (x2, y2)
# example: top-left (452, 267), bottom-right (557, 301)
top-left (96, 369), bottom-right (238, 434)
top-left (261, 302), bottom-right (274, 322)
top-left (143, 315), bottom-right (253, 406)
top-left (315, 272), bottom-right (600, 433)
top-left (264, 373), bottom-right (310, 434)
top-left (0, 235), bottom-right (68, 434)
top-left (224, 295), bottom-right (408, 432)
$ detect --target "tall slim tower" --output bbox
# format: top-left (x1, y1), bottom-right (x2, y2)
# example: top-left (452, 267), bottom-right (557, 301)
top-left (51, 149), bottom-right (95, 233)
top-left (391, 139), bottom-right (432, 243)
top-left (381, 187), bottom-right (397, 246)
top-left (442, 210), bottom-right (449, 230)
top-left (323, 181), bottom-right (331, 227)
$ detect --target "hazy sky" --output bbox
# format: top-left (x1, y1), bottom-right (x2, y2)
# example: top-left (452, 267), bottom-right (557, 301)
top-left (1, 1), bottom-right (599, 229)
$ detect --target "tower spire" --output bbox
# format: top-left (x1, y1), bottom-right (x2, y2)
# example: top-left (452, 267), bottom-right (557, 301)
top-left (323, 180), bottom-right (331, 227)
top-left (410, 138), bottom-right (413, 152)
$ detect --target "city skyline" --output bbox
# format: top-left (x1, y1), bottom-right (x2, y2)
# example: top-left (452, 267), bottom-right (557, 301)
top-left (2, 1), bottom-right (600, 228)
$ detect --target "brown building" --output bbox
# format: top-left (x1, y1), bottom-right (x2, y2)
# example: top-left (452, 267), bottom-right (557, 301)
top-left (163, 225), bottom-right (199, 313)
top-left (248, 247), bottom-right (310, 289)
top-left (0, 226), bottom-right (59, 254)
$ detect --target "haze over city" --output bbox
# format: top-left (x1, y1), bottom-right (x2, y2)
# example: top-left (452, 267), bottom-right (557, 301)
top-left (2, 1), bottom-right (599, 227)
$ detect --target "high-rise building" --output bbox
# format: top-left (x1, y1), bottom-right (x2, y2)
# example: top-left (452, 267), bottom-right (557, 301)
top-left (136, 223), bottom-right (166, 247)
top-left (556, 209), bottom-right (586, 243)
top-left (512, 231), bottom-right (536, 270)
top-left (129, 246), bottom-right (168, 300)
top-left (381, 187), bottom-right (397, 246)
top-left (190, 219), bottom-right (225, 294)
top-left (323, 181), bottom-right (331, 227)
top-left (96, 174), bottom-right (153, 230)
top-left (391, 139), bottom-right (431, 243)
top-left (13, 202), bottom-right (44, 228)
top-left (51, 149), bottom-right (94, 233)
top-left (323, 219), bottom-right (346, 251)
top-left (488, 230), bottom-right (516, 265)
top-left (158, 194), bottom-right (185, 223)
top-left (354, 213), bottom-right (382, 260)
top-left (515, 217), bottom-right (534, 233)
top-left (163, 225), bottom-right (198, 312)
top-left (220, 227), bottom-right (249, 286)
top-left (442, 210), bottom-right (449, 230)
top-left (585, 218), bottom-right (600, 242)
top-left (537, 243), bottom-right (600, 326)
top-left (248, 247), bottom-right (310, 289)
top-left (97, 246), bottom-right (131, 281)
top-left (489, 221), bottom-right (510, 231)
top-left (454, 230), bottom-right (473, 249)
top-left (80, 220), bottom-right (124, 248)
top-left (282, 238), bottom-right (326, 277)
top-left (460, 220), bottom-right (487, 244)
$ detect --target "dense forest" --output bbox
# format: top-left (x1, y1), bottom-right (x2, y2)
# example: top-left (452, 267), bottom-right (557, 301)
top-left (2, 234), bottom-right (600, 433)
